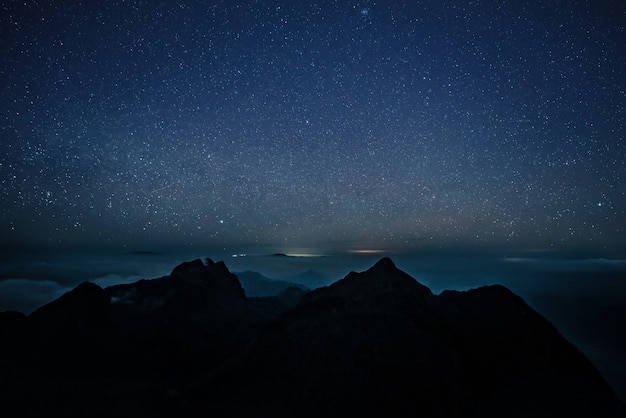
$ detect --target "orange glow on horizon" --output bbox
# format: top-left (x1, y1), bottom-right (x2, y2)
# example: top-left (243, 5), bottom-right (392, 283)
top-left (348, 249), bottom-right (388, 254)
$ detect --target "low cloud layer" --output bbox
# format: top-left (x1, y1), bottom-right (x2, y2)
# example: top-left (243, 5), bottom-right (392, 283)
top-left (0, 279), bottom-right (69, 314)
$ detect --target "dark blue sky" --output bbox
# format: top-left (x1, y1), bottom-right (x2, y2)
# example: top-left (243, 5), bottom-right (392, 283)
top-left (1, 0), bottom-right (625, 256)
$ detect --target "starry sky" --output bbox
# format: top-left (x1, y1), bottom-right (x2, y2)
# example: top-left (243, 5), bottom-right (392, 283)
top-left (1, 0), bottom-right (625, 256)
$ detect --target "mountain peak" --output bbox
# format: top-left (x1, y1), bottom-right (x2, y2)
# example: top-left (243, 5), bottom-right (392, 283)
top-left (105, 257), bottom-right (246, 318)
top-left (32, 281), bottom-right (107, 315)
top-left (207, 258), bottom-right (625, 418)
top-left (358, 257), bottom-right (428, 293)
top-left (3, 256), bottom-right (624, 417)
top-left (300, 257), bottom-right (432, 308)
top-left (170, 258), bottom-right (206, 278)
top-left (29, 281), bottom-right (110, 337)
top-left (370, 256), bottom-right (396, 271)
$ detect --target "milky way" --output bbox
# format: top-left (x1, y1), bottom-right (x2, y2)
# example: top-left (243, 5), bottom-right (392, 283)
top-left (1, 1), bottom-right (625, 255)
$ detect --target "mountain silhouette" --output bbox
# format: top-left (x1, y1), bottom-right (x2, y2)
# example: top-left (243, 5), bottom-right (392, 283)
top-left (195, 257), bottom-right (624, 418)
top-left (106, 258), bottom-right (249, 339)
top-left (0, 257), bottom-right (298, 417)
top-left (0, 257), bottom-right (623, 417)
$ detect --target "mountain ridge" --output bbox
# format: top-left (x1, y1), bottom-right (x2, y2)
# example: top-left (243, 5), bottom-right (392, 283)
top-left (0, 257), bottom-right (623, 417)
top-left (197, 257), bottom-right (624, 418)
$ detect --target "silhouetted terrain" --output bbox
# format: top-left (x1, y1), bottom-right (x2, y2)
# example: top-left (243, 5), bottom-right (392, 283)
top-left (0, 257), bottom-right (623, 417)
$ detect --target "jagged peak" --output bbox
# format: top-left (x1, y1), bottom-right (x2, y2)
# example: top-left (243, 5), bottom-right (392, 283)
top-left (170, 258), bottom-right (206, 277)
top-left (170, 258), bottom-right (230, 278)
top-left (207, 260), bottom-right (229, 273)
top-left (170, 258), bottom-right (246, 301)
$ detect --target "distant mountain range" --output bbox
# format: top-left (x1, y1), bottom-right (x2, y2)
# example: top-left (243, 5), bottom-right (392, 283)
top-left (0, 257), bottom-right (623, 417)
top-left (234, 270), bottom-right (308, 297)
top-left (281, 268), bottom-right (332, 288)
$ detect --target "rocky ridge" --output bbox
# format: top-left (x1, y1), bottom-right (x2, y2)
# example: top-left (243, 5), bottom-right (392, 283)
top-left (0, 257), bottom-right (623, 417)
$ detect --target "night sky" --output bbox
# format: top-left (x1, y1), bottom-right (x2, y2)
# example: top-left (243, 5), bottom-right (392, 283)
top-left (2, 0), bottom-right (625, 256)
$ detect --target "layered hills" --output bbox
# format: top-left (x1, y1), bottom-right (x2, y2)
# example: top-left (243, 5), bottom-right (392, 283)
top-left (0, 257), bottom-right (623, 417)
